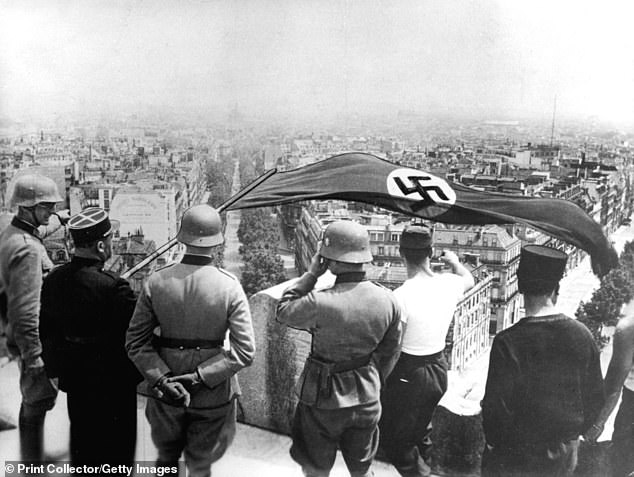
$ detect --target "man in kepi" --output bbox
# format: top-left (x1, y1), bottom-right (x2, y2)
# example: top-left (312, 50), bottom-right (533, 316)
top-left (277, 220), bottom-right (402, 477)
top-left (379, 225), bottom-right (474, 477)
top-left (0, 173), bottom-right (66, 463)
top-left (481, 245), bottom-right (605, 476)
top-left (126, 204), bottom-right (255, 477)
top-left (40, 207), bottom-right (141, 467)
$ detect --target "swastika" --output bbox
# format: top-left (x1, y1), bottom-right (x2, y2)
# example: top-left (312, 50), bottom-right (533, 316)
top-left (392, 175), bottom-right (452, 211)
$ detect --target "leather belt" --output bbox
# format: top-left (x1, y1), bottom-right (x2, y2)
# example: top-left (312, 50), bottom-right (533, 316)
top-left (307, 353), bottom-right (373, 399)
top-left (154, 336), bottom-right (224, 349)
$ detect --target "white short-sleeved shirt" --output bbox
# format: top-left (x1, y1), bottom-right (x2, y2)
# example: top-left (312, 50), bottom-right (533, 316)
top-left (394, 272), bottom-right (466, 356)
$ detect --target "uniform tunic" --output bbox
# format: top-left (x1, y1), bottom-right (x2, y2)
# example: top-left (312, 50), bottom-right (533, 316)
top-left (277, 271), bottom-right (402, 477)
top-left (126, 255), bottom-right (255, 477)
top-left (0, 217), bottom-right (57, 419)
top-left (40, 256), bottom-right (140, 466)
top-left (481, 314), bottom-right (604, 476)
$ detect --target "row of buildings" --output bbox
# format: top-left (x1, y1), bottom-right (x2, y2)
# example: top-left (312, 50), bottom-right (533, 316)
top-left (0, 130), bottom-right (212, 290)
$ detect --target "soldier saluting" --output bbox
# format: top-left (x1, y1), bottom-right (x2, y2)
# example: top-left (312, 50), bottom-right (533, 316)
top-left (277, 220), bottom-right (402, 477)
top-left (126, 204), bottom-right (255, 477)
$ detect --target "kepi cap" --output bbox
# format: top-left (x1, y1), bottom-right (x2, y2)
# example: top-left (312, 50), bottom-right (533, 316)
top-left (69, 207), bottom-right (113, 245)
top-left (517, 244), bottom-right (568, 293)
top-left (400, 225), bottom-right (433, 249)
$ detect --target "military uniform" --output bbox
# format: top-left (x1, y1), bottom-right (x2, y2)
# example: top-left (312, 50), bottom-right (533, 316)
top-left (39, 208), bottom-right (140, 467)
top-left (0, 217), bottom-right (58, 458)
top-left (126, 254), bottom-right (255, 477)
top-left (277, 271), bottom-right (402, 477)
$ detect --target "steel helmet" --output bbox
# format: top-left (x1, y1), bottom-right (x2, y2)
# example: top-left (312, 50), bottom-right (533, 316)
top-left (176, 204), bottom-right (224, 247)
top-left (319, 220), bottom-right (373, 264)
top-left (11, 174), bottom-right (63, 207)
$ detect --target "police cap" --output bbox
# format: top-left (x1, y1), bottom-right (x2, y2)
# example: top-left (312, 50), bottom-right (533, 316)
top-left (517, 245), bottom-right (568, 294)
top-left (399, 225), bottom-right (433, 250)
top-left (68, 207), bottom-right (113, 245)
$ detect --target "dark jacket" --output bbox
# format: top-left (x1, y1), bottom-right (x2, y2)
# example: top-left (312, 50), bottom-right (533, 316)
top-left (482, 313), bottom-right (605, 449)
top-left (40, 256), bottom-right (141, 391)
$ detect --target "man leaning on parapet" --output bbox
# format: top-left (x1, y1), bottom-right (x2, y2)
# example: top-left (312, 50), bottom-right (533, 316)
top-left (276, 220), bottom-right (402, 477)
top-left (481, 245), bottom-right (605, 477)
top-left (0, 174), bottom-right (69, 464)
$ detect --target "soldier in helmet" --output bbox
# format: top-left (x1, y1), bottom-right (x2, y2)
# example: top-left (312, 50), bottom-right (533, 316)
top-left (0, 173), bottom-right (67, 463)
top-left (126, 204), bottom-right (255, 477)
top-left (39, 207), bottom-right (141, 467)
top-left (276, 220), bottom-right (402, 477)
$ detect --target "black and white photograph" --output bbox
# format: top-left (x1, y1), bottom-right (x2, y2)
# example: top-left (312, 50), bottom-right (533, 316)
top-left (1, 1), bottom-right (634, 476)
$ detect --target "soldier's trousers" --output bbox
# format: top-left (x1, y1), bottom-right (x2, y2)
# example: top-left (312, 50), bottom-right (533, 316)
top-left (290, 400), bottom-right (381, 477)
top-left (145, 398), bottom-right (236, 477)
top-left (379, 352), bottom-right (448, 477)
top-left (66, 387), bottom-right (137, 469)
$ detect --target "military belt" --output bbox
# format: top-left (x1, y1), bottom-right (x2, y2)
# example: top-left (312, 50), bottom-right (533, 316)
top-left (307, 353), bottom-right (373, 399)
top-left (154, 336), bottom-right (224, 349)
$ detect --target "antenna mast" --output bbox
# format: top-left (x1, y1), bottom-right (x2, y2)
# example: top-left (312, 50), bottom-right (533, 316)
top-left (550, 95), bottom-right (557, 147)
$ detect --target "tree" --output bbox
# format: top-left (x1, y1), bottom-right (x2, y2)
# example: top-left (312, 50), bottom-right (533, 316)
top-left (576, 241), bottom-right (634, 349)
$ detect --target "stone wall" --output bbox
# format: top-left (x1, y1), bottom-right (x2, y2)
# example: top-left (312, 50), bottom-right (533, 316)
top-left (237, 277), bottom-right (611, 475)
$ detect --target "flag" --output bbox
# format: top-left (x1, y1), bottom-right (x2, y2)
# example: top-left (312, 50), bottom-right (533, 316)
top-left (227, 153), bottom-right (618, 276)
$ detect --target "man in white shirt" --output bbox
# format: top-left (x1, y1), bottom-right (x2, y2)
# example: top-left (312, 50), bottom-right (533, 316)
top-left (379, 225), bottom-right (474, 477)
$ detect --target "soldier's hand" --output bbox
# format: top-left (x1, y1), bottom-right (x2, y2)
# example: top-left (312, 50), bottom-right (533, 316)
top-left (158, 380), bottom-right (191, 407)
top-left (54, 209), bottom-right (71, 225)
top-left (309, 253), bottom-right (328, 277)
top-left (169, 372), bottom-right (202, 391)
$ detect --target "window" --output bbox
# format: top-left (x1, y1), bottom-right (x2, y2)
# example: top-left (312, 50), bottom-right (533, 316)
top-left (391, 233), bottom-right (399, 242)
top-left (378, 246), bottom-right (384, 255)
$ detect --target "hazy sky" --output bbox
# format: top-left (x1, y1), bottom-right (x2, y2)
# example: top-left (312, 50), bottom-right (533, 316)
top-left (1, 0), bottom-right (633, 124)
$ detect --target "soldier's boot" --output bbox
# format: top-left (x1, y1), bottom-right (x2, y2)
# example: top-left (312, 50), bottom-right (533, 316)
top-left (19, 406), bottom-right (67, 468)
top-left (19, 407), bottom-right (45, 464)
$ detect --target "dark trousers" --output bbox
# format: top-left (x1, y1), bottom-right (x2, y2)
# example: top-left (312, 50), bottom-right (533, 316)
top-left (145, 398), bottom-right (236, 477)
top-left (379, 352), bottom-right (448, 477)
top-left (612, 386), bottom-right (634, 477)
top-left (290, 400), bottom-right (381, 477)
top-left (66, 387), bottom-right (137, 469)
top-left (481, 439), bottom-right (579, 477)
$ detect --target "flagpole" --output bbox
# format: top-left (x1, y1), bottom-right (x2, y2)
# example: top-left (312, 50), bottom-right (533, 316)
top-left (121, 167), bottom-right (277, 279)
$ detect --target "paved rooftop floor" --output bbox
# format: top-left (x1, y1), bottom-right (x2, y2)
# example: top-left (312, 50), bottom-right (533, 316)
top-left (0, 360), bottom-right (400, 477)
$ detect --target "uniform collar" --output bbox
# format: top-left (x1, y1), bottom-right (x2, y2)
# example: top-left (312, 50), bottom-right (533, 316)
top-left (71, 256), bottom-right (104, 268)
top-left (335, 272), bottom-right (367, 284)
top-left (181, 254), bottom-right (213, 266)
top-left (11, 216), bottom-right (41, 240)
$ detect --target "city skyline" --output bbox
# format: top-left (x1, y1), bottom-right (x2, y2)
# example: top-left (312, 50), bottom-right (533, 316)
top-left (1, 0), bottom-right (634, 127)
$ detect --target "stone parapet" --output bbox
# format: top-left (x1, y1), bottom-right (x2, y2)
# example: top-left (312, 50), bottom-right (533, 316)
top-left (237, 277), bottom-right (611, 475)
